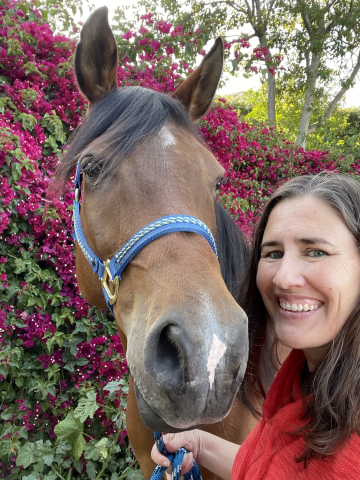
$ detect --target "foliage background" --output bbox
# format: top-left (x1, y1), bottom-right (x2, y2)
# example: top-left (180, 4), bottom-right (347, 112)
top-left (0, 1), bottom-right (359, 479)
top-left (237, 86), bottom-right (360, 163)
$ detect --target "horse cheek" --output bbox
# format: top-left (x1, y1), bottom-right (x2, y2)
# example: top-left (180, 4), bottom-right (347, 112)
top-left (75, 244), bottom-right (108, 310)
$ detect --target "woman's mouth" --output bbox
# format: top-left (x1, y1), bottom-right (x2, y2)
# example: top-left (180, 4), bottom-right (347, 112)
top-left (278, 299), bottom-right (323, 312)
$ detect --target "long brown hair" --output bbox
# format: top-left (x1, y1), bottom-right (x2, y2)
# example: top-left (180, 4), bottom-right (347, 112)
top-left (240, 173), bottom-right (360, 461)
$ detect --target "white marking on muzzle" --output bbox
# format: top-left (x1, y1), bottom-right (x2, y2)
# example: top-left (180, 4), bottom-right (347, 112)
top-left (207, 334), bottom-right (227, 389)
top-left (160, 126), bottom-right (176, 147)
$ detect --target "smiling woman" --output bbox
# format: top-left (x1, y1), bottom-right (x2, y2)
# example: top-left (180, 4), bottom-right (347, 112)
top-left (257, 194), bottom-right (360, 371)
top-left (151, 173), bottom-right (360, 480)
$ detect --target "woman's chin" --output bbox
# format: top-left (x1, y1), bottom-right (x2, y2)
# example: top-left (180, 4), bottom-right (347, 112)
top-left (273, 324), bottom-right (314, 351)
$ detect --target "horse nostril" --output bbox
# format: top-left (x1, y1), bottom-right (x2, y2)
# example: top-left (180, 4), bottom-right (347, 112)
top-left (158, 325), bottom-right (184, 372)
top-left (146, 324), bottom-right (186, 396)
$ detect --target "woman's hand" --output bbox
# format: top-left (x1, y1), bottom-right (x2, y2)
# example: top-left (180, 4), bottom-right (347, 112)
top-left (151, 430), bottom-right (203, 476)
top-left (151, 429), bottom-right (240, 480)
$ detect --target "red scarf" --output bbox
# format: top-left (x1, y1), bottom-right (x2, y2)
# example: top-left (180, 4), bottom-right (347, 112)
top-left (232, 349), bottom-right (360, 480)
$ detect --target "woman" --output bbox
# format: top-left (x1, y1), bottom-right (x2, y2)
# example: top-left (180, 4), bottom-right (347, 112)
top-left (151, 174), bottom-right (360, 479)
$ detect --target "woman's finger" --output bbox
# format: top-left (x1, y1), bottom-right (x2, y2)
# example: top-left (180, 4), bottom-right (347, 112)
top-left (164, 452), bottom-right (194, 480)
top-left (163, 432), bottom-right (198, 456)
top-left (180, 452), bottom-right (194, 475)
top-left (151, 443), bottom-right (171, 467)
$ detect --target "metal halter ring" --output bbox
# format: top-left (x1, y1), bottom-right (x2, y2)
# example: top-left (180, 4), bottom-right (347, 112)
top-left (101, 260), bottom-right (119, 305)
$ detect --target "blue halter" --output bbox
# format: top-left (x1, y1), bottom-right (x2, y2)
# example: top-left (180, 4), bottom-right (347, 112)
top-left (72, 158), bottom-right (218, 480)
top-left (72, 159), bottom-right (218, 315)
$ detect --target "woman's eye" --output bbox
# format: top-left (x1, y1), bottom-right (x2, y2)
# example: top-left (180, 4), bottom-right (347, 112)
top-left (262, 251), bottom-right (283, 259)
top-left (84, 161), bottom-right (102, 181)
top-left (308, 249), bottom-right (326, 258)
top-left (269, 251), bottom-right (283, 259)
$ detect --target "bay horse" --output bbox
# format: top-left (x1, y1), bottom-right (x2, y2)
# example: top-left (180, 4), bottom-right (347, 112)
top-left (55, 7), bottom-right (258, 480)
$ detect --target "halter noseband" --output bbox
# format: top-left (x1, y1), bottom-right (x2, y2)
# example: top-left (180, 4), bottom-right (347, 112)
top-left (72, 159), bottom-right (218, 314)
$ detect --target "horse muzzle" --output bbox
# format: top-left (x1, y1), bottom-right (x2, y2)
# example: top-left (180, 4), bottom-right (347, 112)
top-left (128, 308), bottom-right (248, 431)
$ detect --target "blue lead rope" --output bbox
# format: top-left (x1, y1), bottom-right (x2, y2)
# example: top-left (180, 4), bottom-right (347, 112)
top-left (152, 432), bottom-right (202, 480)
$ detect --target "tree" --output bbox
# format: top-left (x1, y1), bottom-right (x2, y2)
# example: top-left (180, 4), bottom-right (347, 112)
top-left (126, 0), bottom-right (360, 148)
top-left (287, 1), bottom-right (360, 146)
top-left (238, 85), bottom-right (360, 162)
top-left (31, 0), bottom-right (93, 35)
top-left (124, 0), bottom-right (282, 126)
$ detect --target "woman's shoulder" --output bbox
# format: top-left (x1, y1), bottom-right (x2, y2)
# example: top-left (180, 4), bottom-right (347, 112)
top-left (301, 432), bottom-right (360, 479)
top-left (232, 421), bottom-right (360, 480)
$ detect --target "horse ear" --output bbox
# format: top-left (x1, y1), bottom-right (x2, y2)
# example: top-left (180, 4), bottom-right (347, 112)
top-left (74, 6), bottom-right (118, 105)
top-left (172, 37), bottom-right (223, 121)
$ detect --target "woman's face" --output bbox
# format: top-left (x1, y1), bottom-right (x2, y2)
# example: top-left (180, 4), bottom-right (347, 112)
top-left (257, 195), bottom-right (360, 370)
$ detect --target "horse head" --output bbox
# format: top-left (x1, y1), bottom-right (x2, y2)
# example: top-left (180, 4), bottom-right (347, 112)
top-left (57, 6), bottom-right (248, 432)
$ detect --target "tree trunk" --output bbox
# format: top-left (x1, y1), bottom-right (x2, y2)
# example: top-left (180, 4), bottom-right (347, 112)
top-left (296, 53), bottom-right (321, 148)
top-left (308, 52), bottom-right (360, 134)
top-left (267, 70), bottom-right (276, 126)
top-left (258, 33), bottom-right (276, 127)
top-left (296, 88), bottom-right (314, 147)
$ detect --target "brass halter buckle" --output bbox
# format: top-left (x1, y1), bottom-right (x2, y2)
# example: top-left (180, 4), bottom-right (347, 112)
top-left (101, 259), bottom-right (119, 306)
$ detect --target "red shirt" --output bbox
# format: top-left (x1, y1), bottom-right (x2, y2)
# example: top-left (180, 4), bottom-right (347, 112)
top-left (232, 349), bottom-right (360, 480)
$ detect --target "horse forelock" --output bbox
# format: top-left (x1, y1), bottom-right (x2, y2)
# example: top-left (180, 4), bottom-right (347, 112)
top-left (55, 87), bottom-right (199, 189)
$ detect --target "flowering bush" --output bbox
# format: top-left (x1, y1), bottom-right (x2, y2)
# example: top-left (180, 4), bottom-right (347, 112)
top-left (0, 2), bottom-right (137, 479)
top-left (0, 1), bottom-right (358, 479)
top-left (200, 102), bottom-right (354, 236)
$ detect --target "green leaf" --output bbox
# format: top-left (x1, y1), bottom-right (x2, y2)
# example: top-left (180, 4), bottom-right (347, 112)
top-left (54, 411), bottom-right (85, 460)
top-left (126, 469), bottom-right (145, 480)
top-left (72, 431), bottom-right (86, 460)
top-left (84, 442), bottom-right (101, 461)
top-left (74, 390), bottom-right (99, 422)
top-left (74, 459), bottom-right (83, 473)
top-left (43, 473), bottom-right (57, 480)
top-left (43, 453), bottom-right (54, 466)
top-left (55, 441), bottom-right (72, 455)
top-left (86, 460), bottom-right (97, 480)
top-left (11, 161), bottom-right (22, 182)
top-left (95, 437), bottom-right (108, 459)
top-left (1, 406), bottom-right (15, 420)
top-left (103, 380), bottom-right (122, 400)
top-left (15, 376), bottom-right (24, 387)
top-left (0, 423), bottom-right (13, 440)
top-left (0, 364), bottom-right (8, 379)
top-left (16, 442), bottom-right (37, 469)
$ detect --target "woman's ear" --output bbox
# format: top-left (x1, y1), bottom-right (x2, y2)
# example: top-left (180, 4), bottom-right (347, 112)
top-left (172, 37), bottom-right (223, 121)
top-left (74, 6), bottom-right (118, 105)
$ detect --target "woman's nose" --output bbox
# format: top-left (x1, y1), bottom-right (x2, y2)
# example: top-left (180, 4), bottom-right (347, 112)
top-left (272, 254), bottom-right (306, 289)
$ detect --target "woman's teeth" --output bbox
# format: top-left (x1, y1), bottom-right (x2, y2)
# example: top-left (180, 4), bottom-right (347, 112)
top-left (280, 302), bottom-right (320, 312)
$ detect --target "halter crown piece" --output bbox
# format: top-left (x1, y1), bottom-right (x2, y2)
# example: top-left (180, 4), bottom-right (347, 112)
top-left (73, 158), bottom-right (219, 480)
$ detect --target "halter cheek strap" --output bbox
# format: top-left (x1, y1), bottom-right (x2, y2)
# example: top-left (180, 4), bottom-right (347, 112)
top-left (72, 159), bottom-right (218, 314)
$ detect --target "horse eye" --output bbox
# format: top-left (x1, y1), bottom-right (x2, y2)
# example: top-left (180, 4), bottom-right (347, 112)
top-left (85, 162), bottom-right (102, 181)
top-left (215, 177), bottom-right (224, 190)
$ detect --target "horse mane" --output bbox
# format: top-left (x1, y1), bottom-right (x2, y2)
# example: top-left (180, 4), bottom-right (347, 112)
top-left (54, 86), bottom-right (199, 190)
top-left (215, 200), bottom-right (251, 304)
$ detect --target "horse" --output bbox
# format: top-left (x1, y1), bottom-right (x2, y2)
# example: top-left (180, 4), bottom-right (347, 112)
top-left (55, 6), bottom-right (258, 480)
